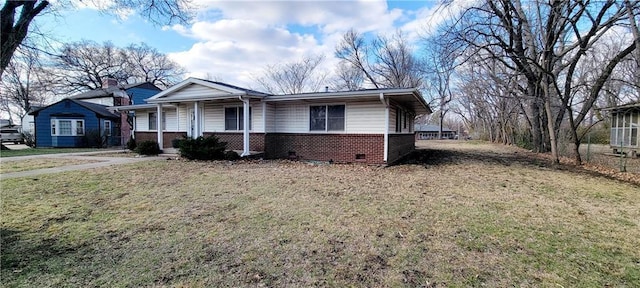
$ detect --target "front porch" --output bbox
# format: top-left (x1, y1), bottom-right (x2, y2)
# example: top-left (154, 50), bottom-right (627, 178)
top-left (135, 131), bottom-right (266, 156)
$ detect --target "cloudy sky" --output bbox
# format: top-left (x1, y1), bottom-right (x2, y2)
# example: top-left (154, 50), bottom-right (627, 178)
top-left (38, 0), bottom-right (459, 89)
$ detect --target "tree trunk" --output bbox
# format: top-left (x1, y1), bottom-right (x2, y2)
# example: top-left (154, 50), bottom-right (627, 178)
top-left (0, 1), bottom-right (49, 78)
top-left (544, 96), bottom-right (560, 165)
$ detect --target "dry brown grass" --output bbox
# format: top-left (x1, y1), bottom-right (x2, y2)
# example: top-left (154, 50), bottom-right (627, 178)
top-left (2, 141), bottom-right (639, 287)
top-left (0, 158), bottom-right (102, 174)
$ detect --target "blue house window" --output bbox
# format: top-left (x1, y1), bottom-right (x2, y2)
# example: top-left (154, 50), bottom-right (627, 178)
top-left (104, 120), bottom-right (111, 136)
top-left (60, 120), bottom-right (72, 135)
top-left (51, 119), bottom-right (85, 136)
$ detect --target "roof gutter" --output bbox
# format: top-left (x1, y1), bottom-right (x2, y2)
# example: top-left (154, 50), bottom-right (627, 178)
top-left (147, 92), bottom-right (261, 104)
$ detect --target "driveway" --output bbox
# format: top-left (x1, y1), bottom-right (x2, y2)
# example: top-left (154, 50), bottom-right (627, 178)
top-left (0, 150), bottom-right (169, 180)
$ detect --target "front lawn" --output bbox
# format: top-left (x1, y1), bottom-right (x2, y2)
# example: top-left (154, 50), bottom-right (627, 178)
top-left (0, 148), bottom-right (102, 158)
top-left (1, 142), bottom-right (639, 287)
top-left (0, 158), bottom-right (102, 174)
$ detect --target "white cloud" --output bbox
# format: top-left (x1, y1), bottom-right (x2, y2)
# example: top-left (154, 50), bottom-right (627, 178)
top-left (401, 0), bottom-right (475, 42)
top-left (169, 0), bottom-right (443, 89)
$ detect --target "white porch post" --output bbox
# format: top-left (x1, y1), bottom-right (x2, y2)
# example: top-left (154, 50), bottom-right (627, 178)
top-left (194, 101), bottom-right (200, 137)
top-left (156, 104), bottom-right (163, 148)
top-left (380, 93), bottom-right (389, 163)
top-left (242, 97), bottom-right (250, 156)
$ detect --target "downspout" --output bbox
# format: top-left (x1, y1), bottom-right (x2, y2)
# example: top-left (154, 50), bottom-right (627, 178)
top-left (239, 96), bottom-right (250, 157)
top-left (380, 92), bottom-right (389, 163)
top-left (157, 103), bottom-right (163, 149)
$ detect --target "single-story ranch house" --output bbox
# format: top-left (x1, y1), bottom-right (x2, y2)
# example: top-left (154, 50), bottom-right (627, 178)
top-left (112, 78), bottom-right (432, 164)
top-left (414, 124), bottom-right (457, 140)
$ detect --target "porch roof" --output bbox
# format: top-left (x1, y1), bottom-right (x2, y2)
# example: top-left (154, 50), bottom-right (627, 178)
top-left (146, 77), bottom-right (269, 104)
top-left (265, 88), bottom-right (432, 115)
top-left (601, 102), bottom-right (640, 113)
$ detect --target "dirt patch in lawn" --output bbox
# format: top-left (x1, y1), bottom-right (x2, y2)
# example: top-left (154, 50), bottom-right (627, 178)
top-left (2, 141), bottom-right (639, 287)
top-left (0, 158), bottom-right (104, 174)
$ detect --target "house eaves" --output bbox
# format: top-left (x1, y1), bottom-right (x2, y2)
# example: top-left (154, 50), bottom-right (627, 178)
top-left (108, 104), bottom-right (176, 111)
top-left (265, 88), bottom-right (432, 115)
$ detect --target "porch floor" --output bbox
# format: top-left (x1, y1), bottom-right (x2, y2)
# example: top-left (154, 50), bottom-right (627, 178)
top-left (160, 148), bottom-right (264, 158)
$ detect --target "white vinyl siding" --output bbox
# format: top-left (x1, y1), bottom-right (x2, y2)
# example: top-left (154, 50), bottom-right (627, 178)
top-left (389, 107), bottom-right (397, 132)
top-left (264, 103), bottom-right (276, 132)
top-left (391, 106), bottom-right (413, 134)
top-left (274, 104), bottom-right (308, 133)
top-left (164, 109), bottom-right (178, 131)
top-left (273, 101), bottom-right (389, 133)
top-left (178, 105), bottom-right (188, 131)
top-left (162, 84), bottom-right (231, 100)
top-left (346, 103), bottom-right (386, 133)
top-left (203, 103), bottom-right (224, 132)
top-left (78, 97), bottom-right (114, 106)
top-left (252, 103), bottom-right (264, 132)
top-left (202, 102), bottom-right (265, 133)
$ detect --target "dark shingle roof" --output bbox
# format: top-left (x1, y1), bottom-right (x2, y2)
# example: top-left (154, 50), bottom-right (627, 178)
top-left (29, 99), bottom-right (119, 119)
top-left (70, 99), bottom-right (120, 119)
top-left (200, 79), bottom-right (271, 96)
top-left (69, 82), bottom-right (159, 100)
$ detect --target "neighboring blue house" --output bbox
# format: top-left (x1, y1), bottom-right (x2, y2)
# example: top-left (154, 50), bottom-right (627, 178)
top-left (31, 99), bottom-right (120, 147)
top-left (30, 81), bottom-right (162, 148)
top-left (69, 82), bottom-right (162, 106)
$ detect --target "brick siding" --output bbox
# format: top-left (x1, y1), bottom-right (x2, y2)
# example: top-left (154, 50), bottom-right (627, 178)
top-left (265, 133), bottom-right (385, 164)
top-left (134, 131), bottom-right (187, 148)
top-left (203, 132), bottom-right (265, 151)
top-left (135, 131), bottom-right (414, 165)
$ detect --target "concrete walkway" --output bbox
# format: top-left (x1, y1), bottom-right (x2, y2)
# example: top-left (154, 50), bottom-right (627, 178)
top-left (0, 150), bottom-right (171, 180)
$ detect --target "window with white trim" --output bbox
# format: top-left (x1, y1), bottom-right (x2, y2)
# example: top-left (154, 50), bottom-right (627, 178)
top-left (51, 119), bottom-right (85, 136)
top-left (149, 112), bottom-right (157, 130)
top-left (310, 105), bottom-right (345, 131)
top-left (76, 120), bottom-right (84, 136)
top-left (225, 106), bottom-right (251, 130)
top-left (104, 120), bottom-right (111, 136)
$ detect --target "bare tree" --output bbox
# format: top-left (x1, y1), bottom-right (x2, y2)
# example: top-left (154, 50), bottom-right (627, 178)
top-left (0, 43), bottom-right (48, 121)
top-left (421, 37), bottom-right (459, 139)
top-left (49, 40), bottom-right (185, 94)
top-left (0, 0), bottom-right (194, 78)
top-left (336, 29), bottom-right (423, 88)
top-left (444, 0), bottom-right (639, 164)
top-left (254, 55), bottom-right (327, 94)
top-left (123, 43), bottom-right (185, 88)
top-left (331, 61), bottom-right (365, 91)
top-left (335, 29), bottom-right (380, 88)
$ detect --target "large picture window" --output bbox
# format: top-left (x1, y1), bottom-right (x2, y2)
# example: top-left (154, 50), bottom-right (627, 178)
top-left (225, 107), bottom-right (251, 130)
top-left (51, 119), bottom-right (84, 136)
top-left (310, 105), bottom-right (345, 132)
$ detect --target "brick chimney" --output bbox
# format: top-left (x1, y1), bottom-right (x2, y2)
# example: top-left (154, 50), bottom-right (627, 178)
top-left (102, 78), bottom-right (118, 88)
